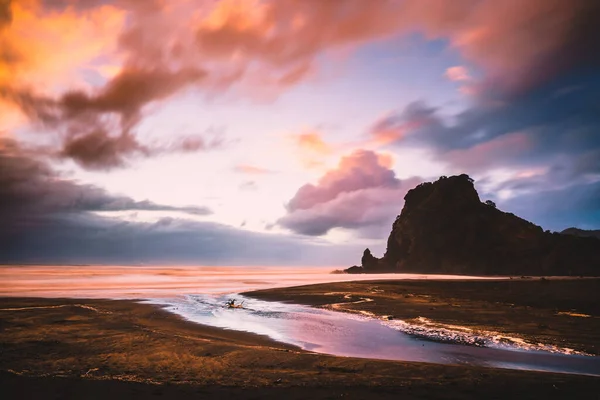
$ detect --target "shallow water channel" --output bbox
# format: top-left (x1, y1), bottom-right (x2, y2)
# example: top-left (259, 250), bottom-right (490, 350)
top-left (150, 294), bottom-right (600, 377)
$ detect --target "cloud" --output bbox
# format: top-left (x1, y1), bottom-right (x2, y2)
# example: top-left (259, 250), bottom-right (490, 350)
top-left (445, 66), bottom-right (471, 82)
top-left (60, 130), bottom-right (145, 170)
top-left (291, 131), bottom-right (335, 170)
top-left (0, 213), bottom-right (367, 266)
top-left (493, 179), bottom-right (600, 232)
top-left (0, 0), bottom-right (10, 29)
top-left (57, 126), bottom-right (223, 171)
top-left (372, 70), bottom-right (600, 174)
top-left (370, 102), bottom-right (441, 146)
top-left (367, 70), bottom-right (600, 231)
top-left (0, 2), bottom-right (215, 170)
top-left (5, 0), bottom-right (596, 173)
top-left (58, 67), bottom-right (206, 128)
top-left (191, 0), bottom-right (600, 99)
top-left (239, 180), bottom-right (257, 191)
top-left (401, 0), bottom-right (600, 99)
top-left (234, 164), bottom-right (273, 174)
top-left (0, 1), bottom-right (125, 89)
top-left (444, 132), bottom-right (533, 171)
top-left (193, 0), bottom-right (404, 83)
top-left (279, 149), bottom-right (422, 236)
top-left (0, 137), bottom-right (367, 265)
top-left (0, 138), bottom-right (211, 231)
top-left (444, 65), bottom-right (475, 95)
top-left (295, 132), bottom-right (332, 155)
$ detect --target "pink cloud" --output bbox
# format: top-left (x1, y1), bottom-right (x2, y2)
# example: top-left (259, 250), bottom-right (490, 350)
top-left (445, 66), bottom-right (471, 82)
top-left (279, 149), bottom-right (422, 235)
top-left (295, 132), bottom-right (332, 155)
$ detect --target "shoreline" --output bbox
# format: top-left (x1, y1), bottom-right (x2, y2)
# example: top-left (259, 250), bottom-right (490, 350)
top-left (2, 279), bottom-right (600, 398)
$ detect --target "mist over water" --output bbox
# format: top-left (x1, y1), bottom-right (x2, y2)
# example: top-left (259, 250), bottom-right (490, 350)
top-left (0, 265), bottom-right (494, 298)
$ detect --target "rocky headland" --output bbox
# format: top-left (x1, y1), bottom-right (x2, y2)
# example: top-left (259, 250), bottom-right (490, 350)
top-left (346, 174), bottom-right (600, 275)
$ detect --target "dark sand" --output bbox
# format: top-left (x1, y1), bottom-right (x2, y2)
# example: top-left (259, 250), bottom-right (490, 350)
top-left (1, 279), bottom-right (600, 399)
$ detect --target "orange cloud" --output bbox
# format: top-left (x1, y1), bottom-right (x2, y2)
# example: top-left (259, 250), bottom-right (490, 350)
top-left (290, 131), bottom-right (335, 171)
top-left (0, 0), bottom-right (125, 91)
top-left (0, 1), bottom-right (124, 132)
top-left (296, 132), bottom-right (332, 155)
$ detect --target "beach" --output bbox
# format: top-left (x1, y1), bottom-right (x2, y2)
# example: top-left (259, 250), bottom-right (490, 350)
top-left (2, 278), bottom-right (600, 399)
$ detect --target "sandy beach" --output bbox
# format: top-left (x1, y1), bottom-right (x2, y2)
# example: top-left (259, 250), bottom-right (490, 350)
top-left (2, 279), bottom-right (600, 399)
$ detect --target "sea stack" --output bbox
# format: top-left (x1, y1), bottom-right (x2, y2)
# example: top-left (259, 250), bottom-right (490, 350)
top-left (346, 174), bottom-right (600, 276)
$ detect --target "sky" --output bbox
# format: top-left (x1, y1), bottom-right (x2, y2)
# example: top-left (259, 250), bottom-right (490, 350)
top-left (1, 0), bottom-right (600, 265)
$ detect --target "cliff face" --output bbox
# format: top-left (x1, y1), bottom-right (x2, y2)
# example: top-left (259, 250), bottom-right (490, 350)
top-left (348, 174), bottom-right (600, 276)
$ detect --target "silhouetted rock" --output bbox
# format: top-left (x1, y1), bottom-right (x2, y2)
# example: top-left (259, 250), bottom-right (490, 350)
top-left (561, 228), bottom-right (600, 240)
top-left (346, 174), bottom-right (600, 276)
top-left (361, 248), bottom-right (379, 270)
top-left (345, 266), bottom-right (364, 274)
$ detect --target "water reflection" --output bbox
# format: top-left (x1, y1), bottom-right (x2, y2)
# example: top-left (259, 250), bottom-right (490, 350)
top-left (151, 294), bottom-right (600, 377)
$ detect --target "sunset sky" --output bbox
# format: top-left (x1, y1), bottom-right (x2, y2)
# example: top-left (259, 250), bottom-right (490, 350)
top-left (2, 0), bottom-right (599, 265)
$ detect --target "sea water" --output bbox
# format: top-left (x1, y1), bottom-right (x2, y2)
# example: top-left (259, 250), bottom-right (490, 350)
top-left (150, 293), bottom-right (600, 377)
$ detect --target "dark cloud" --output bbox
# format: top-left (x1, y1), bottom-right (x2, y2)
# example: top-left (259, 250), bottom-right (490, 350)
top-left (376, 70), bottom-right (600, 175)
top-left (1, 67), bottom-right (219, 170)
top-left (60, 130), bottom-right (146, 170)
top-left (495, 180), bottom-right (600, 232)
top-left (370, 69), bottom-right (600, 232)
top-left (0, 213), bottom-right (367, 266)
top-left (59, 67), bottom-right (206, 129)
top-left (0, 139), bottom-right (211, 232)
top-left (279, 150), bottom-right (422, 236)
top-left (56, 126), bottom-right (223, 171)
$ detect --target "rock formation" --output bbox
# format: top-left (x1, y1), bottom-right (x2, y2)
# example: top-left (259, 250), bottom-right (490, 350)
top-left (345, 174), bottom-right (600, 276)
top-left (561, 228), bottom-right (600, 240)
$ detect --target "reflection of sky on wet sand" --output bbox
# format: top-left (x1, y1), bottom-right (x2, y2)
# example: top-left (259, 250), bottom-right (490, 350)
top-left (152, 294), bottom-right (600, 376)
top-left (0, 265), bottom-right (497, 298)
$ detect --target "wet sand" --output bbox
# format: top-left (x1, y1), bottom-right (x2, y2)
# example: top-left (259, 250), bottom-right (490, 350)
top-left (1, 279), bottom-right (600, 399)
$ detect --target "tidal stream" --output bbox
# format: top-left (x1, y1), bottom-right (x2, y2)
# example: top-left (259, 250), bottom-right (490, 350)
top-left (150, 294), bottom-right (600, 377)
